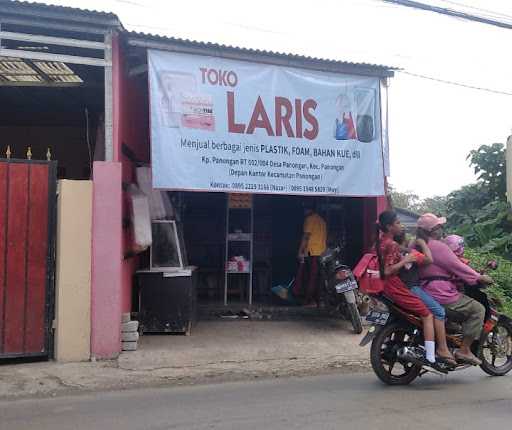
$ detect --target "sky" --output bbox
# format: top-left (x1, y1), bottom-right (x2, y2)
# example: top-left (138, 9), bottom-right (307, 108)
top-left (20, 0), bottom-right (512, 197)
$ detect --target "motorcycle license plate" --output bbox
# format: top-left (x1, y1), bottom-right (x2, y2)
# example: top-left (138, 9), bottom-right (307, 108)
top-left (335, 279), bottom-right (358, 294)
top-left (365, 310), bottom-right (390, 325)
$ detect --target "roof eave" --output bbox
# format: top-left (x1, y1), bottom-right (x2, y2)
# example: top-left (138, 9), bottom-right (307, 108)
top-left (125, 33), bottom-right (395, 78)
top-left (0, 2), bottom-right (121, 31)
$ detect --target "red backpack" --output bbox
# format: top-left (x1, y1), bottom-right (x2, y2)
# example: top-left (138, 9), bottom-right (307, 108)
top-left (353, 253), bottom-right (384, 294)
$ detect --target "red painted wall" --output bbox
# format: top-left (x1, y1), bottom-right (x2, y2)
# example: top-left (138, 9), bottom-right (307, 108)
top-left (112, 34), bottom-right (150, 313)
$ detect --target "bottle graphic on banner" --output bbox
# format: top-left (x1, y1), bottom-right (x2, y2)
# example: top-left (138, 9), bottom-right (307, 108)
top-left (355, 87), bottom-right (376, 143)
top-left (334, 91), bottom-right (357, 140)
top-left (157, 71), bottom-right (216, 131)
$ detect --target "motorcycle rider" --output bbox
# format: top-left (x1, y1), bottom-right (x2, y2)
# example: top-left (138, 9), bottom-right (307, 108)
top-left (376, 211), bottom-right (438, 366)
top-left (394, 231), bottom-right (457, 366)
top-left (417, 213), bottom-right (493, 366)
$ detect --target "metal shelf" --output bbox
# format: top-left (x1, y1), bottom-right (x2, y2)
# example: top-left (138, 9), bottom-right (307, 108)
top-left (227, 233), bottom-right (252, 242)
top-left (224, 195), bottom-right (253, 305)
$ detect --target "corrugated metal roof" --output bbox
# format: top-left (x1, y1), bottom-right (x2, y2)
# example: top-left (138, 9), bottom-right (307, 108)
top-left (126, 31), bottom-right (396, 78)
top-left (2, 1), bottom-right (395, 76)
top-left (1, 0), bottom-right (121, 26)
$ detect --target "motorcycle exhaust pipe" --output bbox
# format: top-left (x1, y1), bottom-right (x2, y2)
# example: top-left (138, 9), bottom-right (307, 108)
top-left (397, 346), bottom-right (424, 365)
top-left (358, 294), bottom-right (371, 316)
top-left (396, 346), bottom-right (410, 361)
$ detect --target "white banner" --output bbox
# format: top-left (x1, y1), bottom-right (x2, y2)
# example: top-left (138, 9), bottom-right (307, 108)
top-left (148, 50), bottom-right (385, 196)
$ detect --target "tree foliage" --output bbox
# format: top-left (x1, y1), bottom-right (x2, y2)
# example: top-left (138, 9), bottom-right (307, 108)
top-left (388, 185), bottom-right (447, 216)
top-left (391, 142), bottom-right (512, 301)
top-left (388, 185), bottom-right (420, 211)
top-left (447, 143), bottom-right (512, 258)
top-left (467, 143), bottom-right (506, 201)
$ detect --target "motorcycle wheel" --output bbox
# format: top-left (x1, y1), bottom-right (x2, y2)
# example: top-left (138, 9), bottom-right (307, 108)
top-left (480, 319), bottom-right (512, 376)
top-left (370, 322), bottom-right (421, 385)
top-left (347, 302), bottom-right (363, 334)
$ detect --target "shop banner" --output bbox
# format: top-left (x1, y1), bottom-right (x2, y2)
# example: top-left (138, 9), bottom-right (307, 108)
top-left (148, 50), bottom-right (385, 196)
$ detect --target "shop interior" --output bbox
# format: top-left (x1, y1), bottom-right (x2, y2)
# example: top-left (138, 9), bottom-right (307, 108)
top-left (172, 191), bottom-right (365, 306)
top-left (0, 23), bottom-right (106, 174)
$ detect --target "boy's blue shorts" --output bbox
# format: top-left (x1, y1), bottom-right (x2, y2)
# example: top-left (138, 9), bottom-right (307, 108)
top-left (411, 286), bottom-right (446, 321)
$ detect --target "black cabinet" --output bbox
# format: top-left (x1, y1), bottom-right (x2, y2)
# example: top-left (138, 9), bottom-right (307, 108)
top-left (136, 268), bottom-right (197, 335)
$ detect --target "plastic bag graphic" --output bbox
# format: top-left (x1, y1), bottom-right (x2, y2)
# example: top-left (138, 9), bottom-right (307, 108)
top-left (334, 93), bottom-right (357, 140)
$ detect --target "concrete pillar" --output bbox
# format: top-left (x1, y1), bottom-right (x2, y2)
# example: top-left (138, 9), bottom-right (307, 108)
top-left (91, 161), bottom-right (122, 359)
top-left (54, 180), bottom-right (92, 362)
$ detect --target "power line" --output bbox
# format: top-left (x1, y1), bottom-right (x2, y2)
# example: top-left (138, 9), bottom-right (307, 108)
top-left (381, 0), bottom-right (512, 29)
top-left (437, 0), bottom-right (512, 22)
top-left (399, 70), bottom-right (512, 96)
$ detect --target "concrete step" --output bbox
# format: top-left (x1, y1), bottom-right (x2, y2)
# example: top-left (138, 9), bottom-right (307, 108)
top-left (122, 331), bottom-right (140, 342)
top-left (122, 321), bottom-right (139, 332)
top-left (121, 341), bottom-right (137, 352)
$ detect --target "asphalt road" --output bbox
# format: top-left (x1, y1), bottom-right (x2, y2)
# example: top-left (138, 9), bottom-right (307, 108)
top-left (1, 368), bottom-right (511, 430)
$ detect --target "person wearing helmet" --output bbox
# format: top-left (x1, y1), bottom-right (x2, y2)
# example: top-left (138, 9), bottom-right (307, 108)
top-left (444, 234), bottom-right (470, 265)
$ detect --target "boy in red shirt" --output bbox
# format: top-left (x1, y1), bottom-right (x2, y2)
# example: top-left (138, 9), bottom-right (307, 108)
top-left (376, 210), bottom-right (437, 366)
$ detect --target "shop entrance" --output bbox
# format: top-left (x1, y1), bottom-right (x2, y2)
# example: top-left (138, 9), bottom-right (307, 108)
top-left (180, 192), bottom-right (365, 306)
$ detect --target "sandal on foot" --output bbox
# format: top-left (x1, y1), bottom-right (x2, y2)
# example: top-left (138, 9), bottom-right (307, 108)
top-left (437, 354), bottom-right (457, 367)
top-left (454, 350), bottom-right (482, 366)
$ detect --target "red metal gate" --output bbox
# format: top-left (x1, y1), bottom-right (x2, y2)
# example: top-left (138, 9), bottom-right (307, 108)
top-left (0, 159), bottom-right (56, 359)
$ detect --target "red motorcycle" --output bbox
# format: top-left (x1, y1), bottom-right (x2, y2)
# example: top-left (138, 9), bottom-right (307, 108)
top-left (360, 267), bottom-right (512, 385)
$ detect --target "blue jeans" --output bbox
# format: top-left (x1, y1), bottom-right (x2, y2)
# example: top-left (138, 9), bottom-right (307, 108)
top-left (411, 286), bottom-right (446, 321)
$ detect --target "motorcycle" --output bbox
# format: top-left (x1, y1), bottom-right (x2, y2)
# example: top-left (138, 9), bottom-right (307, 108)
top-left (319, 246), bottom-right (364, 334)
top-left (360, 264), bottom-right (512, 385)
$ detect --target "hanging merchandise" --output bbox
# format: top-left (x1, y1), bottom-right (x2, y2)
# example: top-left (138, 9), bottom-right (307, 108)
top-left (228, 193), bottom-right (252, 209)
top-left (334, 91), bottom-right (357, 140)
top-left (136, 166), bottom-right (174, 219)
top-left (128, 184), bottom-right (152, 253)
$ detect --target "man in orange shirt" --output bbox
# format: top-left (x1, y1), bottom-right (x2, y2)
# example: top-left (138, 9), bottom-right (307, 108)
top-left (297, 200), bottom-right (327, 307)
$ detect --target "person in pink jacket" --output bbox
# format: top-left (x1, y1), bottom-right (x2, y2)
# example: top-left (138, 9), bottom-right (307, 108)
top-left (417, 213), bottom-right (493, 366)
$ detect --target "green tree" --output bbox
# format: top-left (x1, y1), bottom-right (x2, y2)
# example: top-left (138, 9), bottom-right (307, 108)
top-left (467, 143), bottom-right (506, 201)
top-left (446, 183), bottom-right (491, 226)
top-left (388, 184), bottom-right (420, 211)
top-left (446, 143), bottom-right (512, 258)
top-left (416, 195), bottom-right (448, 216)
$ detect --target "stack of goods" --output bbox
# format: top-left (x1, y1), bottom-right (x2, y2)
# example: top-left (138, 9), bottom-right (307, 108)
top-left (228, 193), bottom-right (252, 208)
top-left (121, 313), bottom-right (139, 352)
top-left (227, 255), bottom-right (250, 272)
